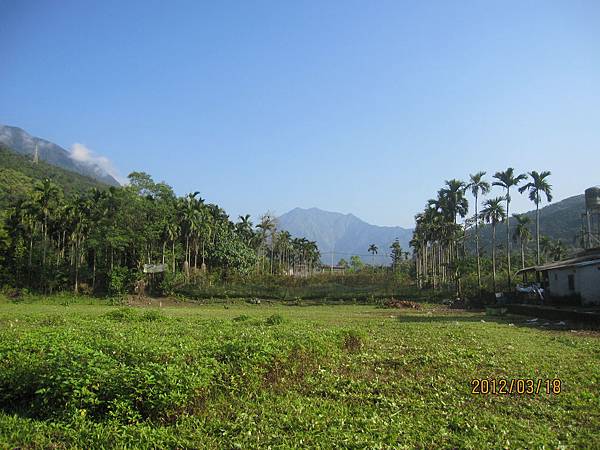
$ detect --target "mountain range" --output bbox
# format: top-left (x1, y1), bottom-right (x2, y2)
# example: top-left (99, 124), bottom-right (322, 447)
top-left (0, 124), bottom-right (120, 186)
top-left (278, 207), bottom-right (413, 265)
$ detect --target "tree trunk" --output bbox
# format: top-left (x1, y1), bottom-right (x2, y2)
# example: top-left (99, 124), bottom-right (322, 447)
top-left (28, 234), bottom-right (33, 268)
top-left (506, 194), bottom-right (511, 290)
top-left (185, 235), bottom-right (190, 265)
top-left (492, 224), bottom-right (497, 293)
top-left (475, 194), bottom-right (482, 294)
top-left (536, 195), bottom-right (541, 265)
top-left (74, 240), bottom-right (79, 294)
top-left (172, 241), bottom-right (176, 273)
top-left (521, 239), bottom-right (525, 270)
top-left (92, 251), bottom-right (96, 291)
top-left (42, 216), bottom-right (47, 268)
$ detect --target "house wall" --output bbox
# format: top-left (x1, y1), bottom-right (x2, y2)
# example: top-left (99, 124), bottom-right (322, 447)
top-left (576, 264), bottom-right (600, 306)
top-left (546, 264), bottom-right (600, 305)
top-left (547, 268), bottom-right (576, 297)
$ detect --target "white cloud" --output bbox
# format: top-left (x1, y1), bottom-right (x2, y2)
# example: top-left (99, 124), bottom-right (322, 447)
top-left (69, 143), bottom-right (126, 185)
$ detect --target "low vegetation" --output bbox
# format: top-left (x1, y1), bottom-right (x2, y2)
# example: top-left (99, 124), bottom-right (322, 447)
top-left (0, 295), bottom-right (598, 448)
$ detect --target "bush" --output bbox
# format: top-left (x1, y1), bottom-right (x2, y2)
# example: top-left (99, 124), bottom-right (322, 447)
top-left (104, 307), bottom-right (138, 322)
top-left (0, 336), bottom-right (214, 423)
top-left (265, 314), bottom-right (285, 326)
top-left (159, 271), bottom-right (186, 296)
top-left (141, 310), bottom-right (164, 322)
top-left (232, 314), bottom-right (251, 322)
top-left (108, 267), bottom-right (132, 297)
top-left (339, 329), bottom-right (365, 352)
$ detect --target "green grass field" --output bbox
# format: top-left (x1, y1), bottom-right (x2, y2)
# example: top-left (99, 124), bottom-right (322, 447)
top-left (0, 295), bottom-right (598, 449)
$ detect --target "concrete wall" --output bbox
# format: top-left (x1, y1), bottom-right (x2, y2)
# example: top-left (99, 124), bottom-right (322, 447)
top-left (576, 264), bottom-right (600, 306)
top-left (546, 264), bottom-right (600, 305)
top-left (547, 268), bottom-right (577, 297)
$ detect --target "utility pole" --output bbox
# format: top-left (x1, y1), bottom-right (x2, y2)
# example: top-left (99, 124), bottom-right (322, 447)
top-left (330, 246), bottom-right (334, 273)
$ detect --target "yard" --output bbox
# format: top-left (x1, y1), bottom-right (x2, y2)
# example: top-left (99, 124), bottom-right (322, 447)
top-left (0, 295), bottom-right (598, 448)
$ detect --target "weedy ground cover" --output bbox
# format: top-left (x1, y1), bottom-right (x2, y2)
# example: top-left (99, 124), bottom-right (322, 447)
top-left (0, 295), bottom-right (598, 448)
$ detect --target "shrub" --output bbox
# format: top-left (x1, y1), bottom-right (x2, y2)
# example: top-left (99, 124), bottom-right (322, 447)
top-left (232, 314), bottom-right (251, 322)
top-left (108, 267), bottom-right (131, 296)
top-left (265, 314), bottom-right (285, 326)
top-left (141, 310), bottom-right (164, 322)
top-left (104, 307), bottom-right (138, 322)
top-left (340, 329), bottom-right (365, 352)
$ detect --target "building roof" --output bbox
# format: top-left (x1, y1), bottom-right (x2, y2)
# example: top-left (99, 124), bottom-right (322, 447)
top-left (516, 248), bottom-right (600, 274)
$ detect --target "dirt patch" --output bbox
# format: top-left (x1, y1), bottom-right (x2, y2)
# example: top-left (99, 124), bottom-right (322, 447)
top-left (383, 299), bottom-right (421, 309)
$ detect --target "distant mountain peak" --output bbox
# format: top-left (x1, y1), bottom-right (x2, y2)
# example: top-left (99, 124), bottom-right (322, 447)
top-left (278, 207), bottom-right (412, 264)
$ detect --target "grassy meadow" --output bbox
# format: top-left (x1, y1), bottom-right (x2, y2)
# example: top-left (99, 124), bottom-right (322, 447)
top-left (0, 295), bottom-right (598, 449)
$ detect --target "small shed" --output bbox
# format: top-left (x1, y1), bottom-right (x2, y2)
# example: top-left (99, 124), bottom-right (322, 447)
top-left (517, 249), bottom-right (600, 306)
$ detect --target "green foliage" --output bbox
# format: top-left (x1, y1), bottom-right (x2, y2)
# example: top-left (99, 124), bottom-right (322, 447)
top-left (108, 267), bottom-right (131, 296)
top-left (103, 307), bottom-right (138, 322)
top-left (0, 146), bottom-right (104, 208)
top-left (0, 299), bottom-right (597, 448)
top-left (0, 163), bottom-right (307, 294)
top-left (177, 271), bottom-right (418, 302)
top-left (339, 329), bottom-right (366, 352)
top-left (232, 314), bottom-right (251, 322)
top-left (141, 309), bottom-right (164, 322)
top-left (349, 255), bottom-right (364, 271)
top-left (265, 313), bottom-right (285, 326)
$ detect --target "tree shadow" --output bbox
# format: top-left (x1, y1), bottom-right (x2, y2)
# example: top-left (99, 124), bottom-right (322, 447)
top-left (396, 312), bottom-right (600, 332)
top-left (395, 314), bottom-right (495, 324)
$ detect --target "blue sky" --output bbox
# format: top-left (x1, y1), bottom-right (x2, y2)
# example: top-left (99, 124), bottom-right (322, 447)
top-left (1, 0), bottom-right (599, 227)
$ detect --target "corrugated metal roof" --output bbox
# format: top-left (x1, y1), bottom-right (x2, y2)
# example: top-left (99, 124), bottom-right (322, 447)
top-left (516, 249), bottom-right (600, 273)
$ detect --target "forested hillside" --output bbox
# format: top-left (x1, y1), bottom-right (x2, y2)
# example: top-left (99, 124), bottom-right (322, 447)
top-left (475, 192), bottom-right (588, 253)
top-left (0, 124), bottom-right (120, 186)
top-left (0, 146), bottom-right (105, 208)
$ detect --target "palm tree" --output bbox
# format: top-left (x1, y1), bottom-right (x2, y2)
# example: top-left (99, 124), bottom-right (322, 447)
top-left (276, 230), bottom-right (293, 273)
top-left (257, 212), bottom-right (277, 274)
top-left (178, 192), bottom-right (204, 277)
top-left (390, 239), bottom-right (403, 271)
top-left (512, 214), bottom-right (532, 270)
top-left (69, 199), bottom-right (92, 294)
top-left (368, 244), bottom-right (378, 266)
top-left (481, 197), bottom-right (506, 293)
top-left (439, 179), bottom-right (468, 225)
top-left (493, 168), bottom-right (527, 289)
top-left (467, 172), bottom-right (490, 292)
top-left (540, 235), bottom-right (553, 263)
top-left (518, 171), bottom-right (553, 265)
top-left (551, 239), bottom-right (566, 261)
top-left (32, 178), bottom-right (61, 270)
top-left (235, 214), bottom-right (254, 244)
top-left (166, 222), bottom-right (180, 273)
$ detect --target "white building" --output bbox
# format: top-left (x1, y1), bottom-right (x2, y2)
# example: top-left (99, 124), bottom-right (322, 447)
top-left (530, 249), bottom-right (600, 306)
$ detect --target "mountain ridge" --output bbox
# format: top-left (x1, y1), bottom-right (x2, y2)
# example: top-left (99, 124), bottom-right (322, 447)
top-left (277, 207), bottom-right (413, 265)
top-left (0, 124), bottom-right (120, 186)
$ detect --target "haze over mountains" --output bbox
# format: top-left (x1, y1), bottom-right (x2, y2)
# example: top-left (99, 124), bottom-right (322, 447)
top-left (278, 207), bottom-right (413, 265)
top-left (0, 124), bottom-right (120, 186)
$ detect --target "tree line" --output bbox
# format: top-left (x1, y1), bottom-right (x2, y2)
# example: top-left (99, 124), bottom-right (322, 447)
top-left (410, 168), bottom-right (557, 295)
top-left (0, 172), bottom-right (320, 294)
